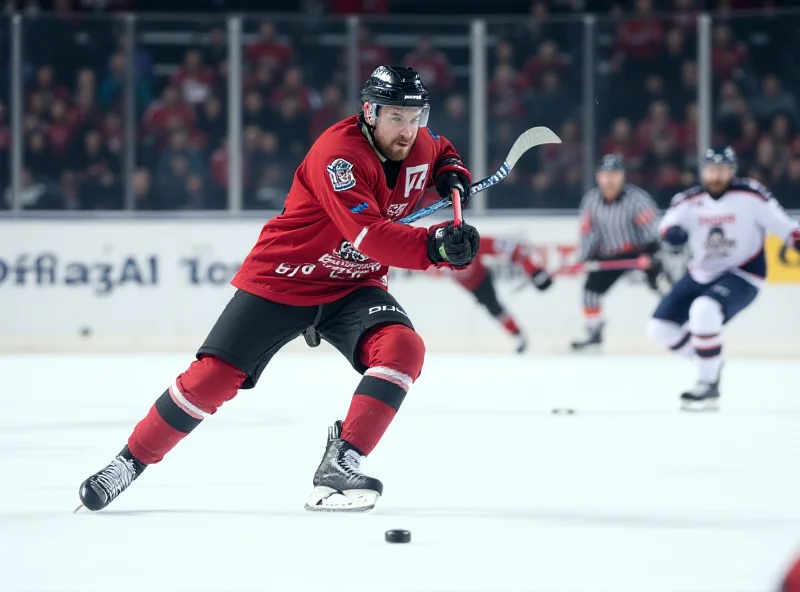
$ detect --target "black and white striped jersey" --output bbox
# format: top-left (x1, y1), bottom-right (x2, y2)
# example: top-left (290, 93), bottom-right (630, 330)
top-left (578, 184), bottom-right (660, 260)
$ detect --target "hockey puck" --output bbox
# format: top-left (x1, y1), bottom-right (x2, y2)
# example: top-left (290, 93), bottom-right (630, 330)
top-left (385, 529), bottom-right (411, 544)
top-left (551, 408), bottom-right (575, 415)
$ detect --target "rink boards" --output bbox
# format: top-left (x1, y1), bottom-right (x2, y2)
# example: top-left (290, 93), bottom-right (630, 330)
top-left (1, 216), bottom-right (798, 356)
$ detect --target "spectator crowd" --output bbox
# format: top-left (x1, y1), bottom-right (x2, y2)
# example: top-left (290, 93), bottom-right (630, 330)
top-left (2, 0), bottom-right (800, 211)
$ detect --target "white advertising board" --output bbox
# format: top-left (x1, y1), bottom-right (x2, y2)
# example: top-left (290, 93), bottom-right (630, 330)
top-left (1, 217), bottom-right (798, 357)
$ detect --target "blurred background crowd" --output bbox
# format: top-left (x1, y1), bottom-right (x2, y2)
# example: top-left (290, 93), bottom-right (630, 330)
top-left (1, 0), bottom-right (799, 211)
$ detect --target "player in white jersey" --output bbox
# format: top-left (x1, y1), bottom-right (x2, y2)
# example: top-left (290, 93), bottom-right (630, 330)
top-left (647, 146), bottom-right (800, 410)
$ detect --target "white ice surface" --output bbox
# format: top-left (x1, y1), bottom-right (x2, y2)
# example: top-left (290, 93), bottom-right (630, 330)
top-left (1, 353), bottom-right (799, 592)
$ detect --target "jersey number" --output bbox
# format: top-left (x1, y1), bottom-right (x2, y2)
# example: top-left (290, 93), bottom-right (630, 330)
top-left (276, 263), bottom-right (316, 277)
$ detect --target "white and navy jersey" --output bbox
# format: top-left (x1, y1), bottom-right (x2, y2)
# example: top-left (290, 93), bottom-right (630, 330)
top-left (661, 178), bottom-right (800, 286)
top-left (578, 184), bottom-right (660, 260)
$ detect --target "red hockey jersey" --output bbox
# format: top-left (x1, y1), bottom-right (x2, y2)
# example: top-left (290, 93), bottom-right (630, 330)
top-left (232, 115), bottom-right (466, 306)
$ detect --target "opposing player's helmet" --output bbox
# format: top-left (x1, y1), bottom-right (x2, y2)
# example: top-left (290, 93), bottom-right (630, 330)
top-left (597, 153), bottom-right (624, 172)
top-left (361, 65), bottom-right (430, 127)
top-left (702, 145), bottom-right (737, 171)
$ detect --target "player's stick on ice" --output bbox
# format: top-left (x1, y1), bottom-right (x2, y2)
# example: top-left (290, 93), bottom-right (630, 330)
top-left (399, 126), bottom-right (562, 225)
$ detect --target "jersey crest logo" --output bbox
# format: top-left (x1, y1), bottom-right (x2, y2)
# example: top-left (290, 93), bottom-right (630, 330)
top-left (404, 164), bottom-right (429, 198)
top-left (335, 240), bottom-right (369, 263)
top-left (703, 226), bottom-right (736, 259)
top-left (327, 158), bottom-right (356, 192)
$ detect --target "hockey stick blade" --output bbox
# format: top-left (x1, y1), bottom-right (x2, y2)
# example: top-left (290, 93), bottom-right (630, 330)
top-left (505, 126), bottom-right (562, 170)
top-left (398, 127), bottom-right (561, 225)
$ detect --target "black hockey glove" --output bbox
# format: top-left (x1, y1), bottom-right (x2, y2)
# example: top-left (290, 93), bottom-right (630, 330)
top-left (640, 241), bottom-right (661, 255)
top-left (662, 226), bottom-right (689, 251)
top-left (531, 269), bottom-right (553, 291)
top-left (434, 156), bottom-right (472, 207)
top-left (427, 222), bottom-right (480, 268)
top-left (791, 228), bottom-right (800, 251)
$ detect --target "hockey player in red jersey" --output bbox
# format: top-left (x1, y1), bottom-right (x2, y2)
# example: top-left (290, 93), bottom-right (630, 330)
top-left (77, 65), bottom-right (480, 513)
top-left (440, 236), bottom-right (553, 353)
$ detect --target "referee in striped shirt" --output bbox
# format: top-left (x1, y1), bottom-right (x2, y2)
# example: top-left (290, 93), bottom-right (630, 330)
top-left (571, 154), bottom-right (664, 351)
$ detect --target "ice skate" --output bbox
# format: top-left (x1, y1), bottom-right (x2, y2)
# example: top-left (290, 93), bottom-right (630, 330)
top-left (571, 323), bottom-right (604, 352)
top-left (76, 446), bottom-right (146, 512)
top-left (514, 333), bottom-right (528, 354)
top-left (680, 380), bottom-right (720, 411)
top-left (304, 420), bottom-right (383, 513)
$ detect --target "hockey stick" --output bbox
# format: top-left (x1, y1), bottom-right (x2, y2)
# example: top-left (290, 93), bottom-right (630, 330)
top-left (398, 126), bottom-right (562, 225)
top-left (451, 187), bottom-right (463, 226)
top-left (566, 256), bottom-right (652, 274)
top-left (512, 256), bottom-right (651, 293)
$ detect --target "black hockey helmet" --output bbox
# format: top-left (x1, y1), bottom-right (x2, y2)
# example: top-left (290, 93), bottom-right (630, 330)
top-left (361, 65), bottom-right (430, 127)
top-left (702, 145), bottom-right (737, 171)
top-left (597, 153), bottom-right (625, 172)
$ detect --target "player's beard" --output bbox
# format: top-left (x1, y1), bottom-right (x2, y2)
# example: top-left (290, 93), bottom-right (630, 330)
top-left (705, 179), bottom-right (729, 197)
top-left (375, 132), bottom-right (415, 161)
top-left (702, 166), bottom-right (733, 198)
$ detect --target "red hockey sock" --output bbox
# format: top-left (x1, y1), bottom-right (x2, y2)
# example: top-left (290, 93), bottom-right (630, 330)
top-left (341, 395), bottom-right (398, 456)
top-left (128, 356), bottom-right (246, 464)
top-left (128, 403), bottom-right (188, 465)
top-left (341, 324), bottom-right (425, 456)
top-left (499, 313), bottom-right (521, 336)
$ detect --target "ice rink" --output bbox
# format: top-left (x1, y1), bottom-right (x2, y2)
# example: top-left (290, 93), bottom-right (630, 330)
top-left (1, 352), bottom-right (799, 592)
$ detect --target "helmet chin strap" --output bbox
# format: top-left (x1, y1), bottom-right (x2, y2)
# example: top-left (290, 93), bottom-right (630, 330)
top-left (358, 105), bottom-right (393, 162)
top-left (358, 110), bottom-right (376, 133)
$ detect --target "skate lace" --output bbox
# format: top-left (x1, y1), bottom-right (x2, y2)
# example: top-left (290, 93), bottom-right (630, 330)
top-left (94, 457), bottom-right (136, 499)
top-left (339, 449), bottom-right (363, 476)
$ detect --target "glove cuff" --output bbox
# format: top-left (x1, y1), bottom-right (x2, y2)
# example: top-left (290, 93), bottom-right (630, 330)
top-left (434, 156), bottom-right (471, 181)
top-left (434, 156), bottom-right (472, 201)
top-left (426, 225), bottom-right (448, 265)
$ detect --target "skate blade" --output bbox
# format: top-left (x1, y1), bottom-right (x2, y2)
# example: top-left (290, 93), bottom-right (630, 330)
top-left (680, 398), bottom-right (719, 412)
top-left (304, 486), bottom-right (379, 513)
